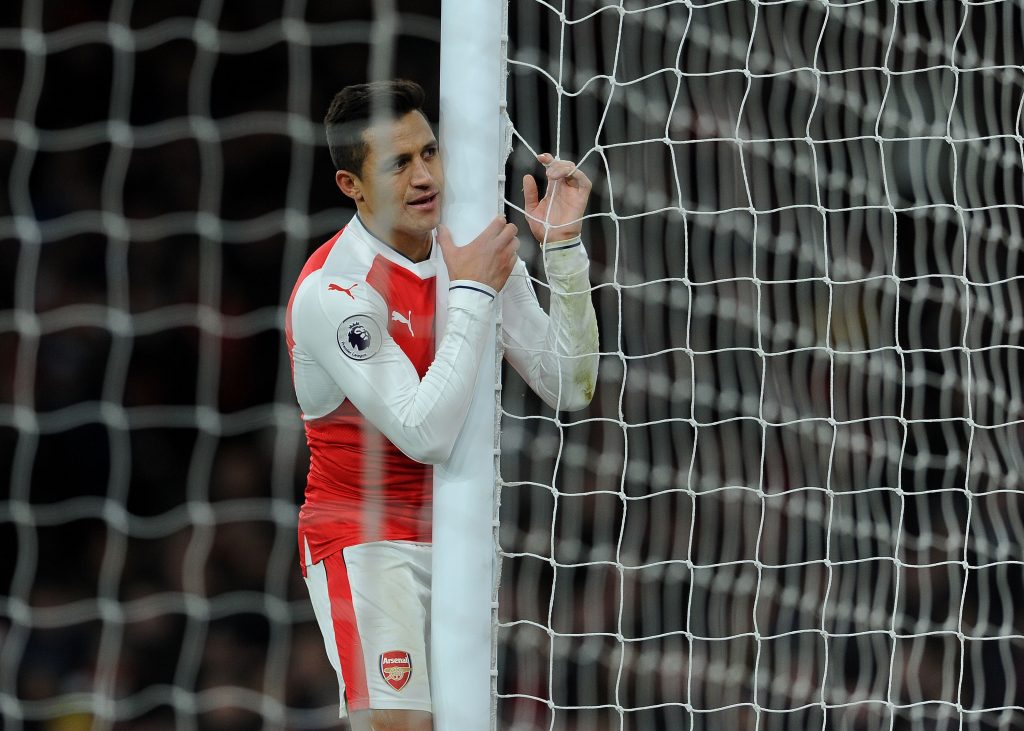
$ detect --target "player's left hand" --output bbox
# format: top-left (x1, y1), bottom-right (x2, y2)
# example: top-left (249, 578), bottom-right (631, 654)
top-left (523, 153), bottom-right (592, 244)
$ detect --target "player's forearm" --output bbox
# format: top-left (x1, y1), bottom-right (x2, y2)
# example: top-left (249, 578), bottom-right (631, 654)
top-left (503, 241), bottom-right (599, 411)
top-left (546, 242), bottom-right (600, 408)
top-left (386, 284), bottom-right (496, 462)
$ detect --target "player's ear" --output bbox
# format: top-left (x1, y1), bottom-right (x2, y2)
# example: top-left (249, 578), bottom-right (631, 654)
top-left (336, 169), bottom-right (363, 202)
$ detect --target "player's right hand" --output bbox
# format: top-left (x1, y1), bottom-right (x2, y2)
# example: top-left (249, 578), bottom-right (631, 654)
top-left (436, 217), bottom-right (519, 291)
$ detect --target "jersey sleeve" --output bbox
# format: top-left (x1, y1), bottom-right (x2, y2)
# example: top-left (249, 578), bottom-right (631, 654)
top-left (500, 238), bottom-right (599, 411)
top-left (291, 272), bottom-right (498, 464)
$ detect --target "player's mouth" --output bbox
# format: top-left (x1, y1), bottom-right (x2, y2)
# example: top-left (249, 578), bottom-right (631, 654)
top-left (407, 192), bottom-right (439, 212)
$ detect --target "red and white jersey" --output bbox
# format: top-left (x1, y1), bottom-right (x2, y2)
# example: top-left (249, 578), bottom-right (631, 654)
top-left (286, 214), bottom-right (597, 569)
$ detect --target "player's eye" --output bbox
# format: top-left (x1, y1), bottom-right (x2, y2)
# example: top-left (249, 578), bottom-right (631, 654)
top-left (423, 146), bottom-right (438, 159)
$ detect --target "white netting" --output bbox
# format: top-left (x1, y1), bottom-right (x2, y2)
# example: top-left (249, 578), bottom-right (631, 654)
top-left (5, 1), bottom-right (1024, 730)
top-left (498, 1), bottom-right (1024, 729)
top-left (0, 2), bottom-right (444, 729)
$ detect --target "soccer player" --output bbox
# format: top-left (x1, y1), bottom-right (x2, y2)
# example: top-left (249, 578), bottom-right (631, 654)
top-left (285, 80), bottom-right (598, 731)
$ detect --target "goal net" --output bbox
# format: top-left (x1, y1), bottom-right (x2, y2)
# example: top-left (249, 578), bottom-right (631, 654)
top-left (497, 1), bottom-right (1024, 730)
top-left (3, 1), bottom-right (1023, 730)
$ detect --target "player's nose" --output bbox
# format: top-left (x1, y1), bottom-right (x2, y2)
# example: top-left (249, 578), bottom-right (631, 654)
top-left (409, 156), bottom-right (434, 187)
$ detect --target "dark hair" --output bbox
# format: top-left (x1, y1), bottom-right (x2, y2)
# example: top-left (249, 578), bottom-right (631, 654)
top-left (324, 80), bottom-right (427, 175)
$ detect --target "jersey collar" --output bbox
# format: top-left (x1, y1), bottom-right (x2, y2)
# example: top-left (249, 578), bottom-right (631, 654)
top-left (350, 214), bottom-right (438, 278)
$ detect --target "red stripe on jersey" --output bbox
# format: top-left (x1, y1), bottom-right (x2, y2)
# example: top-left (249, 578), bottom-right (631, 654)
top-left (323, 551), bottom-right (370, 711)
top-left (300, 400), bottom-right (432, 554)
top-left (365, 254), bottom-right (436, 378)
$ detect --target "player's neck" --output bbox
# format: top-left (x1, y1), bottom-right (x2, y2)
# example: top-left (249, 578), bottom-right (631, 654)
top-left (356, 213), bottom-right (432, 263)
top-left (389, 231), bottom-right (433, 263)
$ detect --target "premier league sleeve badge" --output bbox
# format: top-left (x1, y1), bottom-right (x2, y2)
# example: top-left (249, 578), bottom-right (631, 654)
top-left (337, 314), bottom-right (382, 361)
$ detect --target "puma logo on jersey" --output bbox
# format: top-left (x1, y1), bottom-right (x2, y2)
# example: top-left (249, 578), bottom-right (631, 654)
top-left (391, 309), bottom-right (414, 336)
top-left (328, 282), bottom-right (358, 299)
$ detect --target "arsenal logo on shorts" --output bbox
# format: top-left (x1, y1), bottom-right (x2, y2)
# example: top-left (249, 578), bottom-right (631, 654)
top-left (380, 650), bottom-right (413, 691)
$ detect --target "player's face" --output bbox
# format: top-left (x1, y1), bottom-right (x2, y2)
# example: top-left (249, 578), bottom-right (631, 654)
top-left (352, 111), bottom-right (443, 256)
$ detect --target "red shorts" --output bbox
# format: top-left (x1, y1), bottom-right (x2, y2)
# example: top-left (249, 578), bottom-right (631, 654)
top-left (303, 539), bottom-right (433, 715)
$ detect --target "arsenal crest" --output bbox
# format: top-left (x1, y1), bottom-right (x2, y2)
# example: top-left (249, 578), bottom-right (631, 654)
top-left (380, 650), bottom-right (412, 691)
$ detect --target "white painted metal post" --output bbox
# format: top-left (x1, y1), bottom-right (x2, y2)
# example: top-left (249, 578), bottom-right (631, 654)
top-left (433, 1), bottom-right (504, 729)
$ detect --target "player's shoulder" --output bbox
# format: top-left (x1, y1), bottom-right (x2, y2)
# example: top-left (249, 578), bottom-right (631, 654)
top-left (294, 265), bottom-right (386, 322)
top-left (290, 264), bottom-right (389, 362)
top-left (295, 225), bottom-right (379, 304)
top-left (322, 273), bottom-right (386, 318)
top-left (323, 267), bottom-right (390, 360)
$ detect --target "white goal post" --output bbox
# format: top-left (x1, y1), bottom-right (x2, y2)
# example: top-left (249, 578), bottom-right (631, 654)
top-left (432, 2), bottom-right (506, 730)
